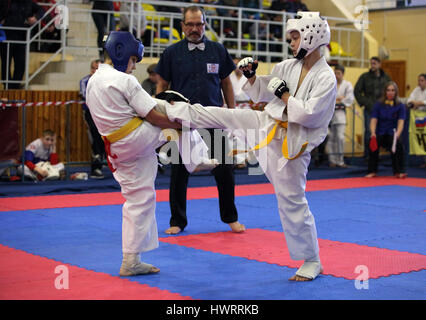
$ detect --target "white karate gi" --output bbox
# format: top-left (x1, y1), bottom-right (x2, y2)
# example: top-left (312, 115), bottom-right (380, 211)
top-left (407, 86), bottom-right (426, 111)
top-left (19, 138), bottom-right (64, 180)
top-left (327, 79), bottom-right (354, 166)
top-left (165, 57), bottom-right (336, 260)
top-left (229, 72), bottom-right (254, 165)
top-left (230, 72), bottom-right (250, 105)
top-left (86, 64), bottom-right (209, 254)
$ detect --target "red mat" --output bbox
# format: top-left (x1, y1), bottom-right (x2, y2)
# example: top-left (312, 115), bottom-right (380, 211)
top-left (0, 244), bottom-right (192, 300)
top-left (160, 228), bottom-right (426, 280)
top-left (1, 177), bottom-right (425, 212)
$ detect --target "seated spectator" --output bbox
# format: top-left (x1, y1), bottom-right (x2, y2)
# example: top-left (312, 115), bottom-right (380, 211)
top-left (269, 0), bottom-right (288, 12)
top-left (327, 64), bottom-right (354, 168)
top-left (28, 0), bottom-right (62, 53)
top-left (407, 73), bottom-right (426, 111)
top-left (285, 0), bottom-right (308, 13)
top-left (407, 73), bottom-right (426, 167)
top-left (0, 0), bottom-right (38, 89)
top-left (142, 63), bottom-right (158, 97)
top-left (366, 81), bottom-right (407, 178)
top-left (18, 129), bottom-right (65, 181)
top-left (155, 4), bottom-right (183, 37)
top-left (119, 0), bottom-right (147, 41)
top-left (239, 0), bottom-right (262, 33)
top-left (221, 1), bottom-right (239, 48)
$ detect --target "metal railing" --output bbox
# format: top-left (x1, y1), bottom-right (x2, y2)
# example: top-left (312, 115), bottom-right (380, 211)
top-left (75, 0), bottom-right (368, 65)
top-left (0, 0), bottom-right (369, 89)
top-left (0, 0), bottom-right (67, 89)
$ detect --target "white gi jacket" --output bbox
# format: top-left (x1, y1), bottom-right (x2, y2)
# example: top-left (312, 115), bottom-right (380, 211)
top-left (86, 64), bottom-right (159, 163)
top-left (407, 86), bottom-right (426, 111)
top-left (330, 79), bottom-right (354, 125)
top-left (243, 57), bottom-right (337, 159)
top-left (230, 72), bottom-right (250, 103)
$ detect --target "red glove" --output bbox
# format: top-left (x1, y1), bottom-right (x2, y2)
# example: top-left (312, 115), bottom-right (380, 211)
top-left (369, 136), bottom-right (378, 152)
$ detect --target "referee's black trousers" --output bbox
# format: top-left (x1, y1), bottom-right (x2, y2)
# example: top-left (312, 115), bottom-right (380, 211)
top-left (169, 129), bottom-right (239, 231)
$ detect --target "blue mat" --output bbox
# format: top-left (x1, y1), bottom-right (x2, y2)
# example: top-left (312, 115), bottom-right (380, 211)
top-left (1, 185), bottom-right (425, 300)
top-left (1, 160), bottom-right (426, 198)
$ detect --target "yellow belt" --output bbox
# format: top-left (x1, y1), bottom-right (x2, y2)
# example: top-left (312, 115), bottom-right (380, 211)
top-left (230, 121), bottom-right (308, 160)
top-left (101, 117), bottom-right (143, 172)
top-left (102, 117), bottom-right (143, 144)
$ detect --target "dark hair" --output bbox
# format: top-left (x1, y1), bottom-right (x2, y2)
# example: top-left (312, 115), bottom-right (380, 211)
top-left (419, 73), bottom-right (426, 80)
top-left (334, 64), bottom-right (345, 74)
top-left (103, 50), bottom-right (113, 65)
top-left (42, 129), bottom-right (55, 137)
top-left (90, 59), bottom-right (101, 68)
top-left (147, 63), bottom-right (157, 74)
top-left (371, 56), bottom-right (381, 63)
top-left (380, 81), bottom-right (400, 105)
top-left (183, 6), bottom-right (206, 23)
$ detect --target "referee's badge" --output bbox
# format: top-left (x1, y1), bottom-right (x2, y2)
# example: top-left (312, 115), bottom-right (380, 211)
top-left (207, 63), bottom-right (219, 74)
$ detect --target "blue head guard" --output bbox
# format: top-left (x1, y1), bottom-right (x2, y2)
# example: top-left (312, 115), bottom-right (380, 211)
top-left (104, 31), bottom-right (144, 72)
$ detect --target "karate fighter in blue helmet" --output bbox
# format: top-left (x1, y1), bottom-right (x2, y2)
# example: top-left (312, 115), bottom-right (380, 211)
top-left (86, 31), bottom-right (217, 276)
top-left (157, 12), bottom-right (337, 281)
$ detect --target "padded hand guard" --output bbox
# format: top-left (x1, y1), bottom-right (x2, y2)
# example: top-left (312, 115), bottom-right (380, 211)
top-left (267, 77), bottom-right (289, 99)
top-left (237, 57), bottom-right (258, 79)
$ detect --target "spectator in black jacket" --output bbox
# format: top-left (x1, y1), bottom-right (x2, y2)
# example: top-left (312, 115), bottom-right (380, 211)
top-left (0, 0), bottom-right (37, 89)
top-left (89, 0), bottom-right (116, 59)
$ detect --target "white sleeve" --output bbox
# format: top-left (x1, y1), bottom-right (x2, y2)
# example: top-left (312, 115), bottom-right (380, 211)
top-left (125, 77), bottom-right (156, 118)
top-left (342, 81), bottom-right (354, 107)
top-left (407, 87), bottom-right (417, 103)
top-left (242, 74), bottom-right (276, 103)
top-left (287, 71), bottom-right (336, 129)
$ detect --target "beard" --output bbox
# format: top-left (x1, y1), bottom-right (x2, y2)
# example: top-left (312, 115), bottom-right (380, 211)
top-left (187, 32), bottom-right (203, 43)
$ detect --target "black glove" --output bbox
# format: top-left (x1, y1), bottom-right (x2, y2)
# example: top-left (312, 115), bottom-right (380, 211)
top-left (237, 57), bottom-right (258, 79)
top-left (267, 77), bottom-right (289, 99)
top-left (155, 90), bottom-right (190, 103)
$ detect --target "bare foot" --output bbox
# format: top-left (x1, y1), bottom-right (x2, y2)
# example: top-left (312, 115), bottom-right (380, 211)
top-left (165, 226), bottom-right (182, 235)
top-left (395, 173), bottom-right (407, 179)
top-left (289, 274), bottom-right (311, 281)
top-left (365, 172), bottom-right (377, 178)
top-left (150, 266), bottom-right (161, 273)
top-left (228, 221), bottom-right (246, 233)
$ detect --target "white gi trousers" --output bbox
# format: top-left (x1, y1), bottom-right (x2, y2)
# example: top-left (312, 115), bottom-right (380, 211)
top-left (327, 123), bottom-right (346, 166)
top-left (166, 103), bottom-right (320, 261)
top-left (109, 119), bottom-right (209, 254)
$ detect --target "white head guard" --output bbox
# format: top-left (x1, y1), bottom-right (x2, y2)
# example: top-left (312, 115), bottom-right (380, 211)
top-left (286, 11), bottom-right (331, 60)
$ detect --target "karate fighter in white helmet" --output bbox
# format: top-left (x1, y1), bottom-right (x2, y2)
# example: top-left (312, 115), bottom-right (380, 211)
top-left (86, 31), bottom-right (216, 276)
top-left (162, 12), bottom-right (336, 281)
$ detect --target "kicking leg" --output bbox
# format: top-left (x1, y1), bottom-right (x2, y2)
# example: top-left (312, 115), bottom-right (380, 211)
top-left (164, 101), bottom-right (264, 134)
top-left (155, 101), bottom-right (218, 173)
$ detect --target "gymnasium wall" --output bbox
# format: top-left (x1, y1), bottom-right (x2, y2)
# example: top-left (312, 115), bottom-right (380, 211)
top-left (368, 7), bottom-right (426, 93)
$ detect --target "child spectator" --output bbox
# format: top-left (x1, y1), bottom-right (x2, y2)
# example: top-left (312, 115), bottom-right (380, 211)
top-left (19, 129), bottom-right (65, 180)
